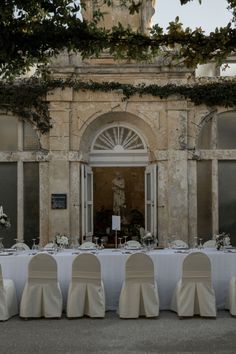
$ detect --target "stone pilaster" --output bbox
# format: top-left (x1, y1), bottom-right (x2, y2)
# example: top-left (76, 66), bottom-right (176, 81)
top-left (39, 162), bottom-right (50, 245)
top-left (70, 162), bottom-right (81, 245)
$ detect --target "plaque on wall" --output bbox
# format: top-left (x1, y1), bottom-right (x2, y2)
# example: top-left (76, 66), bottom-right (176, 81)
top-left (51, 194), bottom-right (67, 209)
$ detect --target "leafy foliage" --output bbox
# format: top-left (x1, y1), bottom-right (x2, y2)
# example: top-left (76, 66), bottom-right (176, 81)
top-left (0, 0), bottom-right (235, 79)
top-left (0, 78), bottom-right (235, 133)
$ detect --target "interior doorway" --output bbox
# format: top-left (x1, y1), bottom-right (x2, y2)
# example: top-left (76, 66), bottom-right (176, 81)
top-left (93, 167), bottom-right (145, 242)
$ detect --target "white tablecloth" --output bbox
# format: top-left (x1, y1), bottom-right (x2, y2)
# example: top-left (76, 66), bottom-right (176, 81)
top-left (0, 249), bottom-right (235, 310)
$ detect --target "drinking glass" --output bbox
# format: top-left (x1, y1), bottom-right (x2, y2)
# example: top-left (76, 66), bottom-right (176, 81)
top-left (118, 237), bottom-right (123, 248)
top-left (94, 237), bottom-right (99, 249)
top-left (193, 236), bottom-right (198, 249)
top-left (123, 236), bottom-right (128, 248)
top-left (100, 238), bottom-right (104, 249)
top-left (199, 238), bottom-right (203, 249)
top-left (0, 237), bottom-right (4, 251)
top-left (31, 238), bottom-right (37, 250)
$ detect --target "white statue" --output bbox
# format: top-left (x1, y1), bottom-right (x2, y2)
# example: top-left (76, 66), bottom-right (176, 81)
top-left (112, 172), bottom-right (125, 215)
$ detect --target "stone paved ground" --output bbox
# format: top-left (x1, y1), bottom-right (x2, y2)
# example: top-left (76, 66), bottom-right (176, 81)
top-left (0, 311), bottom-right (235, 354)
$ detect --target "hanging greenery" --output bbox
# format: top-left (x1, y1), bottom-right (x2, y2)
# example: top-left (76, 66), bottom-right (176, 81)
top-left (0, 78), bottom-right (235, 133)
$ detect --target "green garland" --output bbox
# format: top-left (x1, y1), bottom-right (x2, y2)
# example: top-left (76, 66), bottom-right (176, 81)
top-left (0, 78), bottom-right (235, 133)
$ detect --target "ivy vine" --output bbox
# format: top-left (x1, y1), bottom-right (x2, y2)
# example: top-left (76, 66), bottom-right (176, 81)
top-left (0, 78), bottom-right (235, 133)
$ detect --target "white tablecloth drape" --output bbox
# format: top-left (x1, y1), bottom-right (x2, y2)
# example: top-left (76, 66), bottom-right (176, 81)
top-left (0, 249), bottom-right (235, 311)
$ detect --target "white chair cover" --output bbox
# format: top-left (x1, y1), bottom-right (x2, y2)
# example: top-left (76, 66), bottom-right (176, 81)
top-left (203, 240), bottom-right (216, 248)
top-left (171, 252), bottom-right (216, 317)
top-left (170, 240), bottom-right (188, 248)
top-left (79, 242), bottom-right (96, 249)
top-left (226, 275), bottom-right (236, 316)
top-left (67, 253), bottom-right (105, 318)
top-left (44, 242), bottom-right (54, 248)
top-left (20, 253), bottom-right (62, 318)
top-left (11, 242), bottom-right (30, 251)
top-left (125, 240), bottom-right (141, 249)
top-left (118, 253), bottom-right (159, 318)
top-left (0, 264), bottom-right (18, 321)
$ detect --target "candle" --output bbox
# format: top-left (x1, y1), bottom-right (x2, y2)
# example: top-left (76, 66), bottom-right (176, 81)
top-left (0, 206), bottom-right (3, 216)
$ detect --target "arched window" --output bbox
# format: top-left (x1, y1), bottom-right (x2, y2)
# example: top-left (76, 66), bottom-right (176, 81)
top-left (0, 115), bottom-right (40, 247)
top-left (90, 124), bottom-right (148, 166)
top-left (23, 121), bottom-right (40, 150)
top-left (196, 110), bottom-right (236, 245)
top-left (197, 111), bottom-right (236, 149)
top-left (92, 125), bottom-right (145, 151)
top-left (0, 115), bottom-right (18, 151)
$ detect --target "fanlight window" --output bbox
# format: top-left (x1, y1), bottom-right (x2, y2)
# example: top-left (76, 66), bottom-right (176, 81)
top-left (92, 126), bottom-right (145, 151)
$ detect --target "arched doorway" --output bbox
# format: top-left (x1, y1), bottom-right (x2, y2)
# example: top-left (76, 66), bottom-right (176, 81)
top-left (80, 122), bottom-right (157, 243)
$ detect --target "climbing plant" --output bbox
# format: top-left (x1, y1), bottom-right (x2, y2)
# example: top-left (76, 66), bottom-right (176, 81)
top-left (0, 78), bottom-right (235, 133)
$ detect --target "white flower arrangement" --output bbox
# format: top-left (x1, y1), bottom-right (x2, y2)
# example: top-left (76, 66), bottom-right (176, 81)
top-left (0, 206), bottom-right (11, 229)
top-left (55, 233), bottom-right (69, 247)
top-left (142, 232), bottom-right (153, 241)
top-left (215, 232), bottom-right (231, 250)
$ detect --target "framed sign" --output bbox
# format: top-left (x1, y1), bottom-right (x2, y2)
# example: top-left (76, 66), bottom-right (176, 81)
top-left (51, 194), bottom-right (67, 209)
top-left (112, 215), bottom-right (121, 231)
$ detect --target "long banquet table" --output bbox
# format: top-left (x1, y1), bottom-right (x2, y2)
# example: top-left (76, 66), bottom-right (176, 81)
top-left (0, 248), bottom-right (236, 311)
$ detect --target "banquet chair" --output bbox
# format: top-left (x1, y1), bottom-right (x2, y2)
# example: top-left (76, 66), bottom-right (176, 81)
top-left (170, 240), bottom-right (188, 248)
top-left (11, 242), bottom-right (30, 251)
top-left (0, 264), bottom-right (18, 321)
top-left (79, 242), bottom-right (96, 249)
top-left (226, 275), bottom-right (236, 316)
top-left (67, 253), bottom-right (105, 318)
top-left (126, 240), bottom-right (141, 248)
top-left (20, 253), bottom-right (63, 318)
top-left (118, 253), bottom-right (159, 318)
top-left (44, 242), bottom-right (54, 248)
top-left (171, 252), bottom-right (216, 318)
top-left (203, 240), bottom-right (216, 248)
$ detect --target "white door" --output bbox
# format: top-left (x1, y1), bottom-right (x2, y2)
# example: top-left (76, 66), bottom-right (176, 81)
top-left (81, 164), bottom-right (93, 240)
top-left (145, 164), bottom-right (157, 237)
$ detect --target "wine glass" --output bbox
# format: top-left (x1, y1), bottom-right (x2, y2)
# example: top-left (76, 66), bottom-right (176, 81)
top-left (193, 236), bottom-right (198, 249)
top-left (118, 237), bottom-right (123, 248)
top-left (199, 238), bottom-right (203, 249)
top-left (31, 238), bottom-right (37, 250)
top-left (123, 236), bottom-right (128, 248)
top-left (94, 237), bottom-right (99, 249)
top-left (0, 237), bottom-right (4, 251)
top-left (100, 238), bottom-right (104, 249)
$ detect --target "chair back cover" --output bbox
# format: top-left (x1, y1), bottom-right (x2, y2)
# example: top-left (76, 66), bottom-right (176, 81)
top-left (72, 253), bottom-right (101, 283)
top-left (126, 240), bottom-right (141, 249)
top-left (125, 253), bottom-right (155, 283)
top-left (28, 253), bottom-right (58, 282)
top-left (203, 240), bottom-right (216, 248)
top-left (11, 242), bottom-right (30, 251)
top-left (182, 252), bottom-right (212, 285)
top-left (79, 242), bottom-right (96, 249)
top-left (170, 239), bottom-right (188, 248)
top-left (44, 242), bottom-right (54, 248)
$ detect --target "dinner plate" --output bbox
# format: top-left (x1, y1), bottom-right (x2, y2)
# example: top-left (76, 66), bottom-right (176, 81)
top-left (3, 248), bottom-right (17, 252)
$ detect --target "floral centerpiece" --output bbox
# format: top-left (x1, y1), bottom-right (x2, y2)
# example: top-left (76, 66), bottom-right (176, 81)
top-left (0, 206), bottom-right (11, 229)
top-left (55, 233), bottom-right (69, 248)
top-left (215, 232), bottom-right (231, 250)
top-left (142, 232), bottom-right (157, 249)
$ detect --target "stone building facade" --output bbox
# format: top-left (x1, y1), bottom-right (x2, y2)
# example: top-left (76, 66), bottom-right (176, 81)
top-left (0, 1), bottom-right (236, 247)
